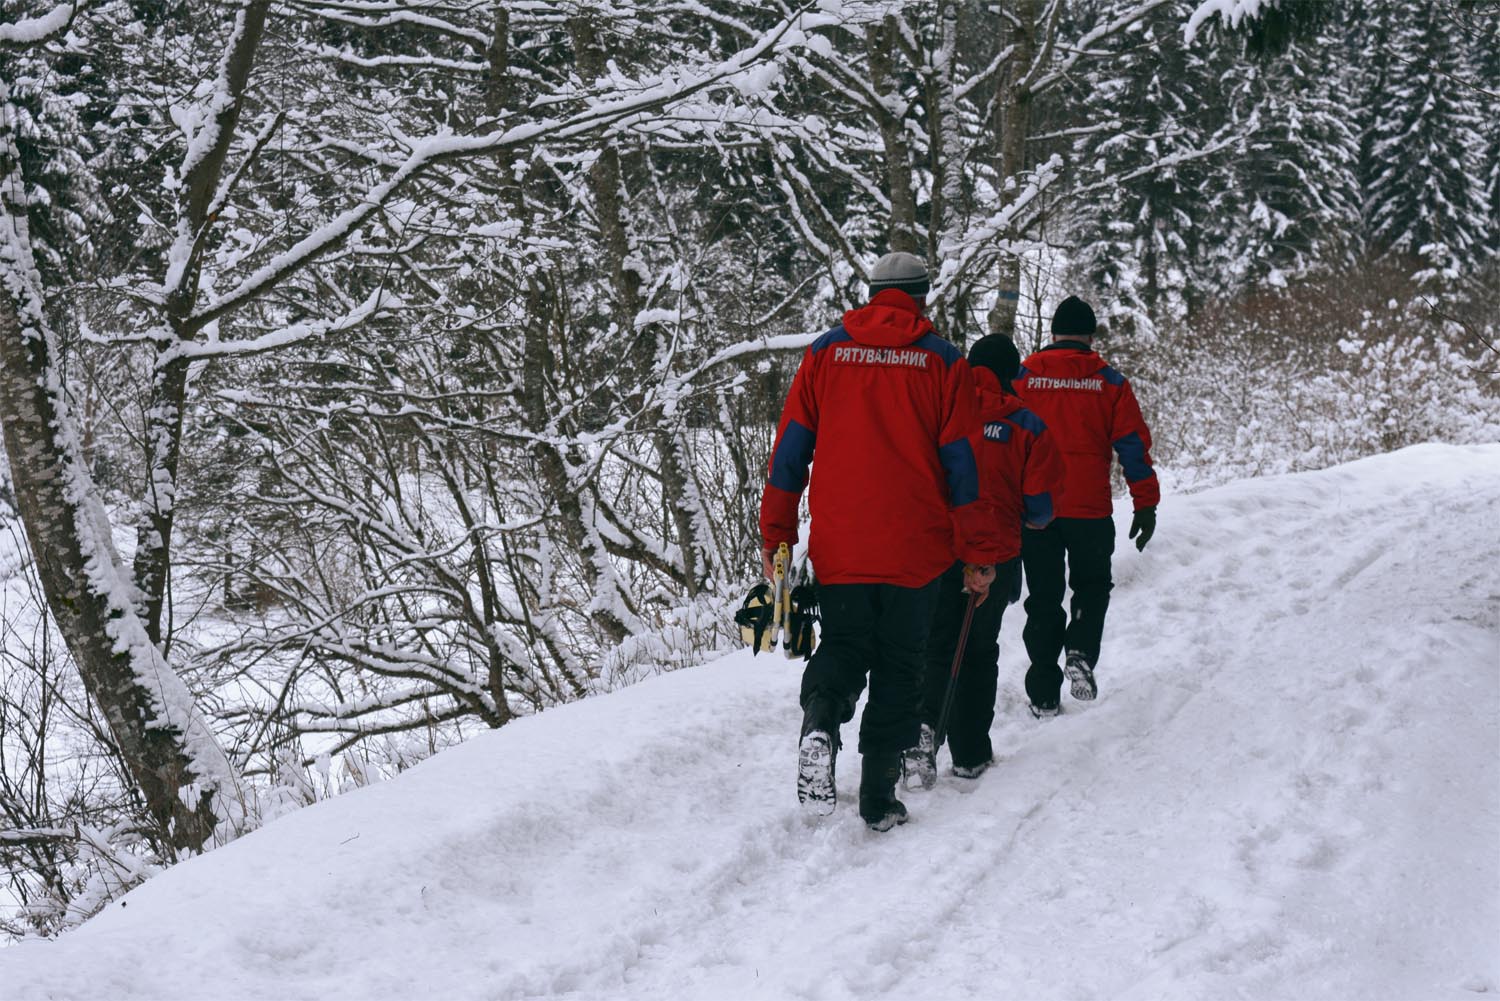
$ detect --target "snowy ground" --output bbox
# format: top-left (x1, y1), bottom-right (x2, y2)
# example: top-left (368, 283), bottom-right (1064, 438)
top-left (2, 443), bottom-right (1497, 1000)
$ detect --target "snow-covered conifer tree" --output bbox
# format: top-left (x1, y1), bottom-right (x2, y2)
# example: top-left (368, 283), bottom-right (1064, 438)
top-left (1212, 29), bottom-right (1362, 288)
top-left (1066, 0), bottom-right (1237, 336)
top-left (1363, 3), bottom-right (1490, 286)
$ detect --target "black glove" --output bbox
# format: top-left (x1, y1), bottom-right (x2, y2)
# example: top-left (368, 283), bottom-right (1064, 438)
top-left (1129, 506), bottom-right (1156, 552)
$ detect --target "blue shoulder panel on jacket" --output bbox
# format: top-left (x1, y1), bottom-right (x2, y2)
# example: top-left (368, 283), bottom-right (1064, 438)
top-left (1100, 364), bottom-right (1126, 387)
top-left (811, 325), bottom-right (852, 355)
top-left (915, 332), bottom-right (962, 367)
top-left (1008, 407), bottom-right (1047, 437)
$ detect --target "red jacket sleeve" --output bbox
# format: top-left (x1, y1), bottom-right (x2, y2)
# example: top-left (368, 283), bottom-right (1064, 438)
top-left (939, 361), bottom-right (993, 565)
top-left (759, 350), bottom-right (819, 548)
top-left (1108, 378), bottom-right (1160, 511)
top-left (1022, 425), bottom-right (1065, 529)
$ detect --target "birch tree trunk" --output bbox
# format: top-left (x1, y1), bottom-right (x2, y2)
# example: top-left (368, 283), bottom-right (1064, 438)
top-left (0, 90), bottom-right (242, 853)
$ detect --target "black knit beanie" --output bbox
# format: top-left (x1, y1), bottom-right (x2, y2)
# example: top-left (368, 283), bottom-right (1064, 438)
top-left (868, 251), bottom-right (930, 300)
top-left (968, 334), bottom-right (1021, 390)
top-left (1051, 295), bottom-right (1097, 338)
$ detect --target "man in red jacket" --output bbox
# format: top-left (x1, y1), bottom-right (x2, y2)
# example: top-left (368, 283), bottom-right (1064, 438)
top-left (759, 252), bottom-right (998, 831)
top-left (909, 333), bottom-right (1065, 785)
top-left (1013, 296), bottom-right (1159, 716)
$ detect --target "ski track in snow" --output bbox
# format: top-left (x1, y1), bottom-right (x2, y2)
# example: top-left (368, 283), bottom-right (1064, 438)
top-left (2, 444), bottom-right (1497, 1000)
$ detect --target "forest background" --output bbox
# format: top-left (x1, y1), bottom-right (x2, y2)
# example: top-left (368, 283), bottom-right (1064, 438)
top-left (1, 0), bottom-right (1496, 939)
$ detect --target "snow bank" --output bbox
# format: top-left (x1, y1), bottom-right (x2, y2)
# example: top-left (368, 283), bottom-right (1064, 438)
top-left (1, 443), bottom-right (1497, 999)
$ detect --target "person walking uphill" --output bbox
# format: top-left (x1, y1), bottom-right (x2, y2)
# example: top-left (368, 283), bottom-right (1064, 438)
top-left (909, 334), bottom-right (1064, 786)
top-left (1014, 296), bottom-right (1159, 716)
top-left (759, 252), bottom-right (997, 832)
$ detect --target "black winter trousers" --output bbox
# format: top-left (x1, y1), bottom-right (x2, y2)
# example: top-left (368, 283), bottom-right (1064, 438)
top-left (1021, 516), bottom-right (1115, 704)
top-left (799, 575), bottom-right (941, 755)
top-left (921, 558), bottom-right (1018, 769)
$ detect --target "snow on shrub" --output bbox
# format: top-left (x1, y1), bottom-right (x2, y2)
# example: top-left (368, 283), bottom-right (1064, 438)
top-left (1130, 268), bottom-right (1499, 492)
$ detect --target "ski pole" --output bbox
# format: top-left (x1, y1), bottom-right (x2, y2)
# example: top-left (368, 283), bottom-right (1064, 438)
top-left (933, 591), bottom-right (978, 752)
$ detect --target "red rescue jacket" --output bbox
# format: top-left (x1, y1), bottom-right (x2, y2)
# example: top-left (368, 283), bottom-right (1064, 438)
top-left (759, 290), bottom-right (991, 587)
top-left (956, 366), bottom-right (1066, 563)
top-left (1014, 341), bottom-right (1159, 519)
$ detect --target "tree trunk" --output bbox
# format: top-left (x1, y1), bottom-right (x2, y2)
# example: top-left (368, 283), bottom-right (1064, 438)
top-left (486, 11), bottom-right (632, 646)
top-left (0, 306), bottom-right (232, 853)
top-left (571, 13), bottom-right (710, 597)
top-left (987, 0), bottom-right (1041, 338)
top-left (131, 355), bottom-right (189, 644)
top-left (0, 120), bottom-right (241, 849)
top-left (868, 15), bottom-right (920, 255)
top-left (133, 0), bottom-right (270, 645)
top-left (925, 0), bottom-right (969, 344)
top-left (518, 280), bottom-right (632, 646)
top-left (484, 4), bottom-right (512, 122)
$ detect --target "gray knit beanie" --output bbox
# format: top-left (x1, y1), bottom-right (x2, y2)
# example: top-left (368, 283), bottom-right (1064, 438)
top-left (868, 252), bottom-right (930, 300)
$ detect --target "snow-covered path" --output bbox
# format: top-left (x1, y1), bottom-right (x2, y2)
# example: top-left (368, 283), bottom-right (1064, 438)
top-left (3, 444), bottom-right (1497, 1000)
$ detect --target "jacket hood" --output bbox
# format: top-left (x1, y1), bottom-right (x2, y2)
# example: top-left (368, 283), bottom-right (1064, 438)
top-left (1022, 342), bottom-right (1105, 379)
top-left (842, 288), bottom-right (934, 348)
top-left (973, 365), bottom-right (1024, 421)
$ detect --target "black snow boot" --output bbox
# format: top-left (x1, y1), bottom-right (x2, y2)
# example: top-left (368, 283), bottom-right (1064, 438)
top-left (1064, 650), bottom-right (1097, 702)
top-left (858, 752), bottom-right (909, 832)
top-left (952, 758), bottom-right (992, 780)
top-left (1027, 698), bottom-right (1060, 719)
top-left (901, 723), bottom-right (936, 792)
top-left (797, 694), bottom-right (842, 815)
